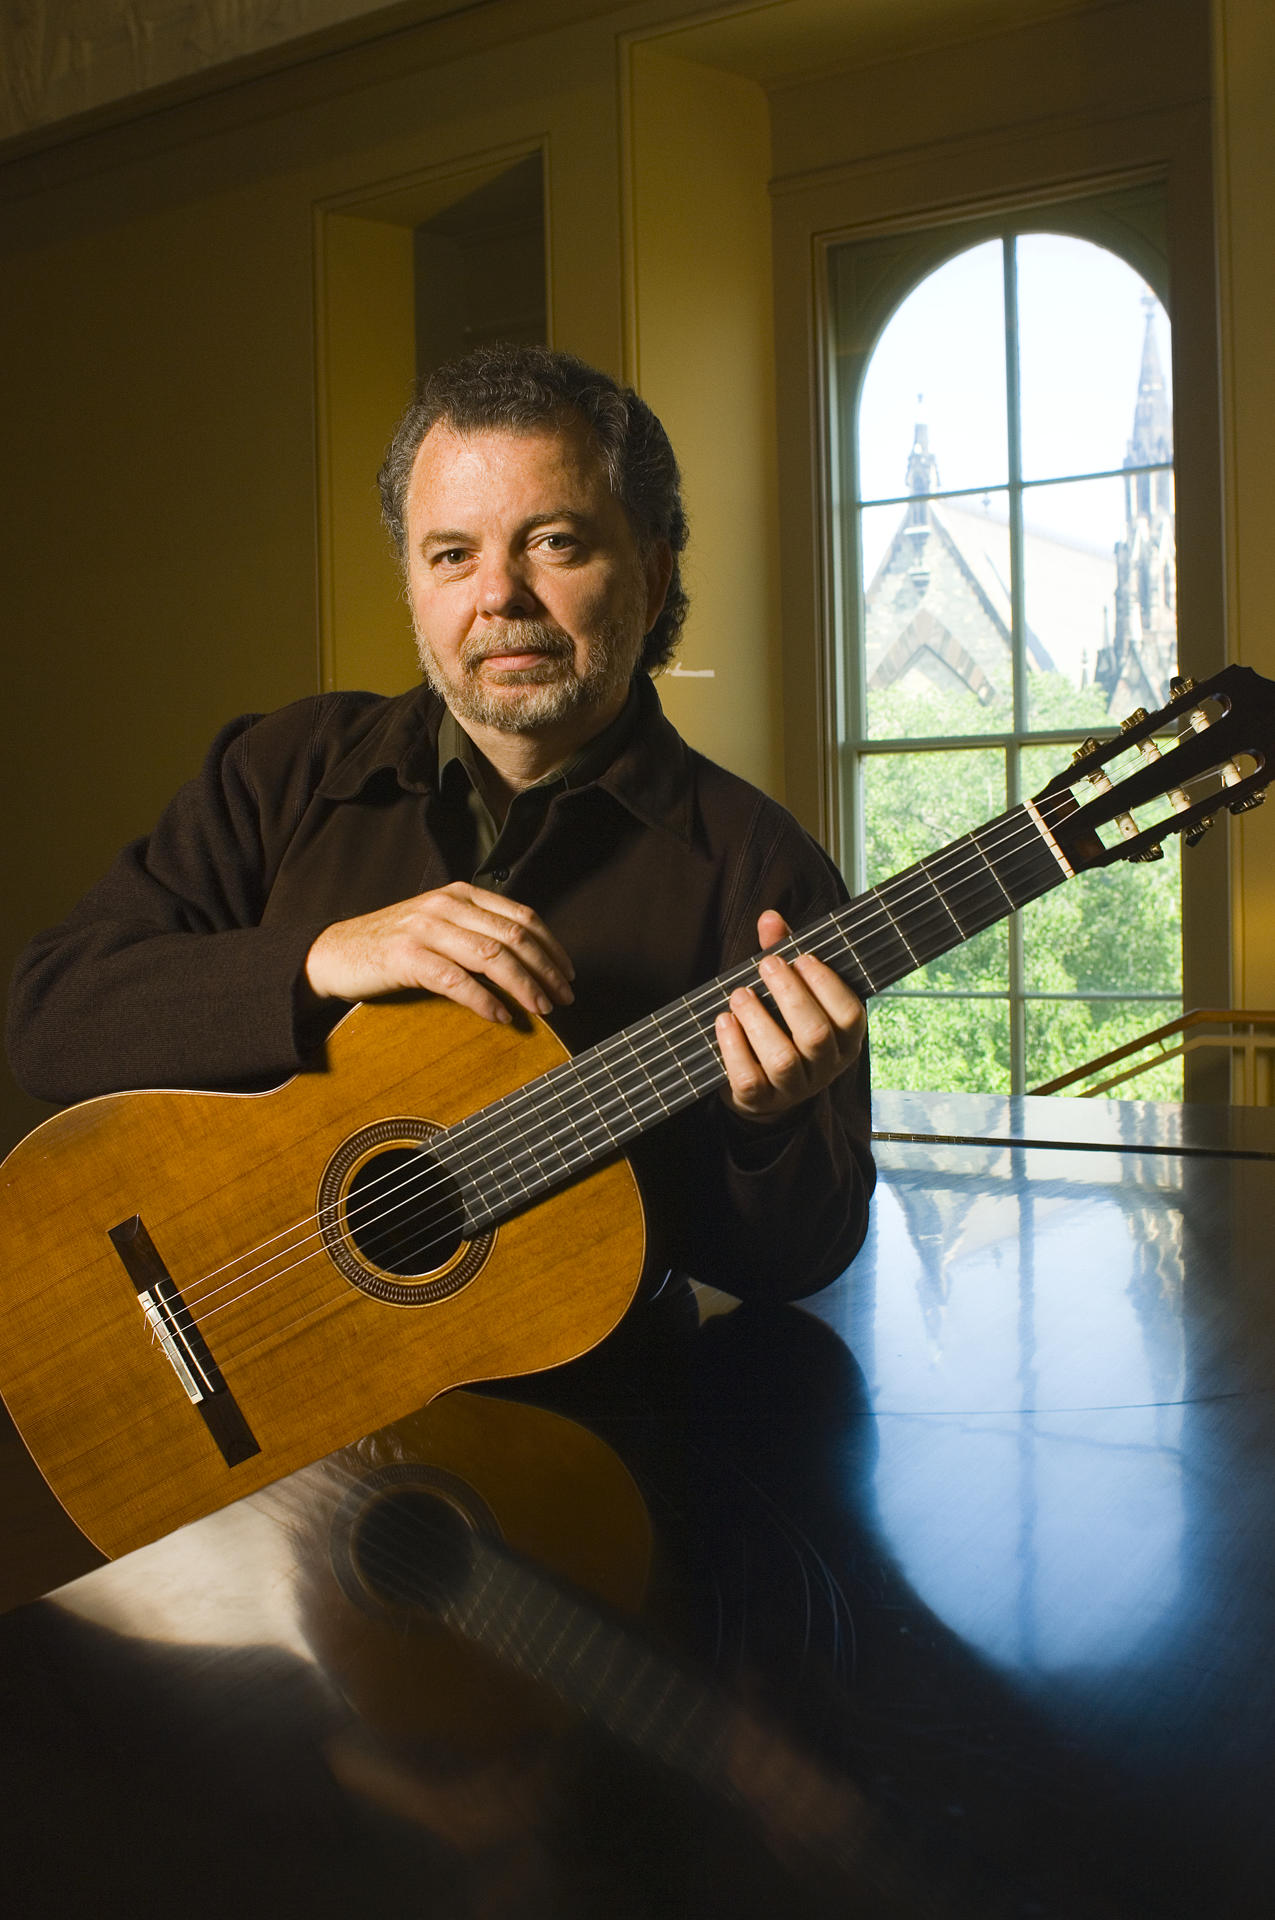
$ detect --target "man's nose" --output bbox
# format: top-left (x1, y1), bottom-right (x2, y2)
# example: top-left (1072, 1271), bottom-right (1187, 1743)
top-left (477, 551), bottom-right (537, 617)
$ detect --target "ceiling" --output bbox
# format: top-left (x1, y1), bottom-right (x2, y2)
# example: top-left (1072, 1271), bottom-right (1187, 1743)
top-left (0, 0), bottom-right (1102, 148)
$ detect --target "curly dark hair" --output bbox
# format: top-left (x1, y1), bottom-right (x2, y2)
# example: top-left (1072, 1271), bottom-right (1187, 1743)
top-left (378, 344), bottom-right (689, 674)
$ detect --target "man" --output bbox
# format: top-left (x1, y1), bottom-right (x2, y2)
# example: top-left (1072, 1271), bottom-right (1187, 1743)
top-left (7, 346), bottom-right (873, 1303)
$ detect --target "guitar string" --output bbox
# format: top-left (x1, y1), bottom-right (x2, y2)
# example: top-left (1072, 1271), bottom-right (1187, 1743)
top-left (175, 789), bottom-right (1081, 1349)
top-left (164, 790), bottom-right (1082, 1355)
top-left (174, 790), bottom-right (1078, 1352)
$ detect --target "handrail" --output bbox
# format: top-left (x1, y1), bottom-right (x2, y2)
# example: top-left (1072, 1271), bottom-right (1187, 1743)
top-left (1030, 1009), bottom-right (1275, 1101)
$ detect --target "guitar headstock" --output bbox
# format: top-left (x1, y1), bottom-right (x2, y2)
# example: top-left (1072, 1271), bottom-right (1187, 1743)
top-left (1033, 665), bottom-right (1275, 873)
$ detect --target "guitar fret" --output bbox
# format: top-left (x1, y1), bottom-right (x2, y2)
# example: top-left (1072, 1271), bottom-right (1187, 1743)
top-left (879, 897), bottom-right (920, 964)
top-left (971, 834), bottom-right (1017, 910)
top-left (561, 1059), bottom-right (623, 1152)
top-left (436, 1114), bottom-right (518, 1220)
top-left (506, 1084), bottom-right (577, 1190)
top-left (609, 1029), bottom-right (680, 1123)
top-left (649, 1003), bottom-right (707, 1099)
top-left (827, 918), bottom-right (877, 995)
top-left (532, 1074), bottom-right (605, 1179)
top-left (854, 904), bottom-right (916, 986)
top-left (920, 853), bottom-right (969, 940)
top-left (590, 1045), bottom-right (645, 1135)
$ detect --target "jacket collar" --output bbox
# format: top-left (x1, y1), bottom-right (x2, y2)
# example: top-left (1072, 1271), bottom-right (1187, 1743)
top-left (315, 674), bottom-right (696, 845)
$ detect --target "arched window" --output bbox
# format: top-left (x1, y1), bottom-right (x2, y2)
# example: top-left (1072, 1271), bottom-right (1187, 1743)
top-left (827, 189), bottom-right (1181, 1095)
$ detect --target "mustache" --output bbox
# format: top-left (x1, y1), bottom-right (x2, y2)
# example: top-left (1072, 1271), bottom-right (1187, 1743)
top-left (463, 623), bottom-right (572, 669)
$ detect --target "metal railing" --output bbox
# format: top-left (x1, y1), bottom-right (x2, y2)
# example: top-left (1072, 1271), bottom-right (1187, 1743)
top-left (1030, 1009), bottom-right (1275, 1104)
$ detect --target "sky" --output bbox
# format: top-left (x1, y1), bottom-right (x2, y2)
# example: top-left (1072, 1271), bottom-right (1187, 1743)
top-left (855, 234), bottom-right (1172, 583)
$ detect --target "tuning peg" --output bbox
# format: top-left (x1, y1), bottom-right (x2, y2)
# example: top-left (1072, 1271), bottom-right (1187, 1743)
top-left (1120, 707), bottom-right (1149, 732)
top-left (1071, 737), bottom-right (1102, 766)
top-left (1132, 843), bottom-right (1165, 863)
top-left (1230, 790), bottom-right (1266, 815)
top-left (1131, 731), bottom-right (1191, 810)
top-left (1170, 674), bottom-right (1197, 698)
top-left (1184, 816), bottom-right (1214, 846)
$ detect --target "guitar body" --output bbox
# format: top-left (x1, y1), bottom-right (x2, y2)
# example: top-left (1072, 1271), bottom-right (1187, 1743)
top-left (292, 1389), bottom-right (653, 1750)
top-left (0, 995), bottom-right (645, 1559)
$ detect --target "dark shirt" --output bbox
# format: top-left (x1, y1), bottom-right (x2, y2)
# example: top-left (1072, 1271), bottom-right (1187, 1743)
top-left (7, 676), bottom-right (874, 1301)
top-left (434, 686), bottom-right (641, 886)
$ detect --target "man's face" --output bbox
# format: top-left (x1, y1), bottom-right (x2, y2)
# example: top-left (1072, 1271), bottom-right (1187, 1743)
top-left (403, 418), bottom-right (670, 741)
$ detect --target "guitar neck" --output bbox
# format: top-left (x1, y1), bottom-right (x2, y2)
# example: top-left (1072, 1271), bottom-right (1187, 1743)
top-left (444, 797), bottom-right (1073, 1232)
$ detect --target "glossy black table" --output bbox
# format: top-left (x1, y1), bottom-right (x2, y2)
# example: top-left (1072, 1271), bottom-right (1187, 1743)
top-left (3, 1093), bottom-right (1273, 1918)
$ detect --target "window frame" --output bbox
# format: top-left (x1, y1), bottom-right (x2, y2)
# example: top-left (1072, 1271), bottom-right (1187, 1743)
top-left (825, 198), bottom-right (1182, 1093)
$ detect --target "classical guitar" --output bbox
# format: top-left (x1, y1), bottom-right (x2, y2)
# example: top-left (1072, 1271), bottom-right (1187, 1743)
top-left (1, 667), bottom-right (1270, 1557)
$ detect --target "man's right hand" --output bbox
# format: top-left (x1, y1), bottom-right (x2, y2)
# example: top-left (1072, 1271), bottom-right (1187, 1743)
top-left (303, 882), bottom-right (575, 1025)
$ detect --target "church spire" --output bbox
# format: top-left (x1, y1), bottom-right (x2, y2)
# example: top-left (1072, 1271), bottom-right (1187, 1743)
top-left (906, 410), bottom-right (940, 504)
top-left (902, 408), bottom-right (938, 588)
top-left (1101, 292), bottom-right (1176, 713)
top-left (1127, 295), bottom-right (1173, 469)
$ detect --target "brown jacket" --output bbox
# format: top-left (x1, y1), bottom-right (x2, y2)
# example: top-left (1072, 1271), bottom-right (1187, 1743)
top-left (7, 676), bottom-right (874, 1301)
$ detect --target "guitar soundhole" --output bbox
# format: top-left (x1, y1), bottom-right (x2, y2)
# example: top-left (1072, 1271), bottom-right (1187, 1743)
top-left (346, 1148), bottom-right (464, 1276)
top-left (329, 1464), bottom-right (502, 1623)
top-left (318, 1119), bottom-right (494, 1307)
top-left (352, 1488), bottom-right (475, 1612)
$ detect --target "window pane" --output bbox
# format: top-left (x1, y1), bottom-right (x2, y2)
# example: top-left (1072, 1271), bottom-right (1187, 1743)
top-left (1026, 999), bottom-right (1184, 1100)
top-left (1022, 473), bottom-right (1177, 730)
top-left (869, 993), bottom-right (1012, 1094)
top-left (863, 494), bottom-right (1014, 739)
top-left (863, 747), bottom-right (1007, 884)
top-left (1018, 845), bottom-right (1182, 992)
top-left (861, 746), bottom-right (1009, 998)
top-left (1017, 235), bottom-right (1172, 483)
top-left (1019, 742), bottom-right (1182, 1001)
top-left (857, 240), bottom-right (1008, 502)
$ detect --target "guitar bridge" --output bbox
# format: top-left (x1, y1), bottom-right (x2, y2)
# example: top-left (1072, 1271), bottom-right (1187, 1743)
top-left (137, 1285), bottom-right (208, 1402)
top-left (109, 1215), bottom-right (261, 1469)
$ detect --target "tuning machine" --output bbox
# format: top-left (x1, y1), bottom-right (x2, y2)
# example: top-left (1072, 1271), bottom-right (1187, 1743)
top-left (1218, 753), bottom-right (1265, 815)
top-left (1184, 816), bottom-right (1214, 847)
top-left (1076, 737), bottom-right (1144, 845)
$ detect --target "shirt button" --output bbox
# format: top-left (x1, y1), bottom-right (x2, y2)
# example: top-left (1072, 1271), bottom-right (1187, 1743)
top-left (489, 868), bottom-right (508, 886)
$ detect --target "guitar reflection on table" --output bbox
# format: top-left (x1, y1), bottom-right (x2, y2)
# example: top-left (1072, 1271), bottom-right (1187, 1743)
top-left (283, 1381), bottom-right (875, 1911)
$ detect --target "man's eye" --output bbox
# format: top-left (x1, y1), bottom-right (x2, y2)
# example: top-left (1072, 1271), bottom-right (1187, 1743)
top-left (433, 548), bottom-right (468, 566)
top-left (540, 533), bottom-right (576, 552)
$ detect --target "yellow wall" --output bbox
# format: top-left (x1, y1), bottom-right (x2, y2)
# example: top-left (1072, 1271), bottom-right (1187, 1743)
top-left (1213, 0), bottom-right (1275, 1008)
top-left (625, 43), bottom-right (781, 793)
top-left (316, 209), bottom-right (416, 693)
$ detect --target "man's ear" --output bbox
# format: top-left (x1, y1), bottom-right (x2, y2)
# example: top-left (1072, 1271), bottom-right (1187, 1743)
top-left (643, 540), bottom-right (674, 632)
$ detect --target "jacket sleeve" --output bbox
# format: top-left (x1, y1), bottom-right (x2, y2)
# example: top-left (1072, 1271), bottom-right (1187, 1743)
top-left (627, 812), bottom-right (875, 1304)
top-left (6, 711), bottom-right (335, 1104)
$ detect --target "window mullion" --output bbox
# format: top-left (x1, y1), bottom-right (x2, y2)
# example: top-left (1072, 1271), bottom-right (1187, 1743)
top-left (1004, 235), bottom-right (1029, 1092)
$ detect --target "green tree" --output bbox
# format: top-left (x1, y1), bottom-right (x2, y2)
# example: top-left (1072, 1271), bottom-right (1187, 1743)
top-left (854, 680), bottom-right (1183, 1097)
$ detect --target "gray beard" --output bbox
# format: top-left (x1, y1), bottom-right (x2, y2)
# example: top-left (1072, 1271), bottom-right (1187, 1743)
top-left (414, 617), bottom-right (642, 735)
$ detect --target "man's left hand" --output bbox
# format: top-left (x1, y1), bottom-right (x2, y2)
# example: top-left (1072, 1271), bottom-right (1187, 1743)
top-left (716, 910), bottom-right (865, 1122)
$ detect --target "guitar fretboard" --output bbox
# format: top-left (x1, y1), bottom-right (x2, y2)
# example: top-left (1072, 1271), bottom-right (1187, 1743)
top-left (436, 797), bottom-right (1072, 1235)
